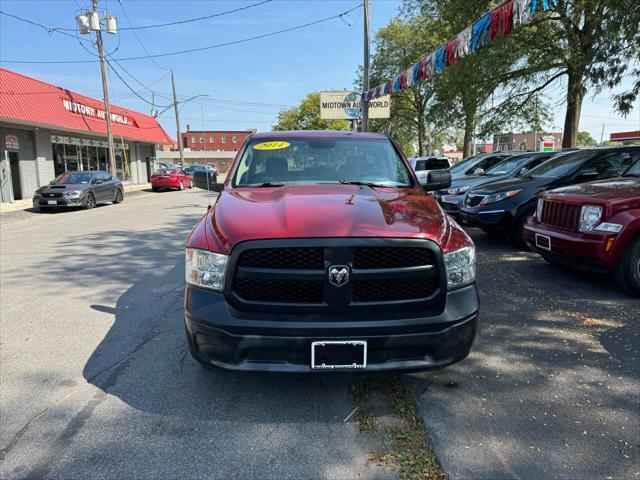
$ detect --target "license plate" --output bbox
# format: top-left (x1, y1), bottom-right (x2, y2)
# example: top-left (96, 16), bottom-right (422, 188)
top-left (47, 200), bottom-right (57, 205)
top-left (311, 341), bottom-right (367, 370)
top-left (535, 233), bottom-right (551, 251)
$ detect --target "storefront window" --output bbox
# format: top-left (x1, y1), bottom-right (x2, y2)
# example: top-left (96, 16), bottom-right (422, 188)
top-left (98, 147), bottom-right (108, 171)
top-left (64, 144), bottom-right (80, 172)
top-left (52, 143), bottom-right (66, 176)
top-left (114, 146), bottom-right (130, 180)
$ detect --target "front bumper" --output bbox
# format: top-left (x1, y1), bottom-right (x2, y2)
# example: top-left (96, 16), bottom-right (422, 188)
top-left (438, 194), bottom-right (463, 216)
top-left (524, 221), bottom-right (618, 273)
top-left (459, 206), bottom-right (511, 230)
top-left (184, 284), bottom-right (480, 372)
top-left (33, 195), bottom-right (84, 208)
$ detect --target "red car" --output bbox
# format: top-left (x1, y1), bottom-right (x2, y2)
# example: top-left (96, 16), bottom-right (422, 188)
top-left (151, 168), bottom-right (192, 191)
top-left (183, 131), bottom-right (479, 373)
top-left (524, 160), bottom-right (640, 295)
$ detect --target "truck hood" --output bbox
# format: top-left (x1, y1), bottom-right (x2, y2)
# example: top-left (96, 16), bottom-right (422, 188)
top-left (546, 177), bottom-right (640, 201)
top-left (211, 184), bottom-right (452, 251)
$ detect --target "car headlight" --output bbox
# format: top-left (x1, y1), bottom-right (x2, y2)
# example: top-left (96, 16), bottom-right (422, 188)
top-left (444, 187), bottom-right (470, 195)
top-left (443, 245), bottom-right (475, 289)
top-left (479, 190), bottom-right (521, 206)
top-left (536, 198), bottom-right (544, 221)
top-left (185, 248), bottom-right (228, 291)
top-left (64, 190), bottom-right (82, 198)
top-left (579, 205), bottom-right (603, 232)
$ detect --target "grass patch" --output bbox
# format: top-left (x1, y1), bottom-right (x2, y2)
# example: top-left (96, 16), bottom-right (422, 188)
top-left (351, 375), bottom-right (446, 480)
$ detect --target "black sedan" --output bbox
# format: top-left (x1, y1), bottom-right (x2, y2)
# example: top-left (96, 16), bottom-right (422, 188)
top-left (33, 171), bottom-right (123, 211)
top-left (459, 147), bottom-right (640, 246)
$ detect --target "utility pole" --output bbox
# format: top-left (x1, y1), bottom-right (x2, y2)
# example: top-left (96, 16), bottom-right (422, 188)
top-left (362, 0), bottom-right (370, 132)
top-left (599, 124), bottom-right (605, 146)
top-left (171, 70), bottom-right (185, 165)
top-left (93, 0), bottom-right (117, 177)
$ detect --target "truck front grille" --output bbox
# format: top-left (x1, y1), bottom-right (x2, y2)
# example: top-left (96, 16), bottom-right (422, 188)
top-left (229, 240), bottom-right (444, 313)
top-left (540, 200), bottom-right (581, 231)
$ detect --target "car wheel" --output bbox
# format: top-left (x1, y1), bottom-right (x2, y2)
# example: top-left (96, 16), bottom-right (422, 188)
top-left (188, 180), bottom-right (193, 189)
top-left (179, 181), bottom-right (184, 191)
top-left (113, 189), bottom-right (123, 204)
top-left (84, 193), bottom-right (96, 210)
top-left (614, 235), bottom-right (640, 296)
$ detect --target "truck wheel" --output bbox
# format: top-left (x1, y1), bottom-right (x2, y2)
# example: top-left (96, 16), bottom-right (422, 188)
top-left (614, 236), bottom-right (640, 296)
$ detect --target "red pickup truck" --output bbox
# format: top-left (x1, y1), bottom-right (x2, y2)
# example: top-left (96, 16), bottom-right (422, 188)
top-left (184, 131), bottom-right (479, 372)
top-left (524, 160), bottom-right (640, 295)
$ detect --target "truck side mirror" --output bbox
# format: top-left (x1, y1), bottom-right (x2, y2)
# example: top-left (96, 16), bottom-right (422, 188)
top-left (420, 169), bottom-right (451, 192)
top-left (192, 170), bottom-right (224, 192)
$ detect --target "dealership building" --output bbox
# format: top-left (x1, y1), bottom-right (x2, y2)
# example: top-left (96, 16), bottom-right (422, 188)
top-left (0, 68), bottom-right (173, 203)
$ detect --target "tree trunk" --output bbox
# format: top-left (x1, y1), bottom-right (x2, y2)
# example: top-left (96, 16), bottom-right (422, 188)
top-left (463, 117), bottom-right (474, 159)
top-left (562, 67), bottom-right (586, 148)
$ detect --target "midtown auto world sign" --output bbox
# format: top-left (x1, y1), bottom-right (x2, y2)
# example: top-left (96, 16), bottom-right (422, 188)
top-left (62, 99), bottom-right (132, 126)
top-left (320, 91), bottom-right (390, 120)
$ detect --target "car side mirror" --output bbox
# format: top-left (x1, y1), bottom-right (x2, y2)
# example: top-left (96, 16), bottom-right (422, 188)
top-left (518, 167), bottom-right (529, 176)
top-left (192, 170), bottom-right (224, 192)
top-left (420, 169), bottom-right (451, 192)
top-left (576, 168), bottom-right (598, 181)
top-left (473, 168), bottom-right (484, 175)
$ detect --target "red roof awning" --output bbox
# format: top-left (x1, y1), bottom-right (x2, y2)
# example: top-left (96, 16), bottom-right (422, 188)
top-left (610, 130), bottom-right (640, 141)
top-left (0, 67), bottom-right (173, 145)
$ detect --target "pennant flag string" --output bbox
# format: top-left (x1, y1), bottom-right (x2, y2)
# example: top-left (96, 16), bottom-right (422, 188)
top-left (362, 0), bottom-right (557, 102)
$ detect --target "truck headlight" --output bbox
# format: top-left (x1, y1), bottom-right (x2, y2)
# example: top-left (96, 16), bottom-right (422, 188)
top-left (185, 248), bottom-right (228, 291)
top-left (579, 205), bottom-right (602, 232)
top-left (536, 198), bottom-right (543, 221)
top-left (479, 190), bottom-right (521, 206)
top-left (443, 245), bottom-right (475, 289)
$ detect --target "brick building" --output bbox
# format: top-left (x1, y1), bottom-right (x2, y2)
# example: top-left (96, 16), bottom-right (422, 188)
top-left (494, 132), bottom-right (563, 151)
top-left (181, 128), bottom-right (255, 152)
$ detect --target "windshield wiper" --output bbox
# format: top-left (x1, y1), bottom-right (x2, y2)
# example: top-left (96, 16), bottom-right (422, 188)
top-left (339, 180), bottom-right (398, 188)
top-left (249, 182), bottom-right (285, 188)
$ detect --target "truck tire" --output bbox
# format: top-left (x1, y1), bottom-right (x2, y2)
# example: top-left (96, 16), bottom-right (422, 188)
top-left (614, 235), bottom-right (640, 296)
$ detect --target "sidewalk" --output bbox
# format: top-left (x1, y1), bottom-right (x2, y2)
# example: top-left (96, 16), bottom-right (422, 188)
top-left (0, 183), bottom-right (152, 214)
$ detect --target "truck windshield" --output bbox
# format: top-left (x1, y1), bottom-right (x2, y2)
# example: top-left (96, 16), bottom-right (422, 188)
top-left (232, 137), bottom-right (413, 187)
top-left (526, 150), bottom-right (597, 178)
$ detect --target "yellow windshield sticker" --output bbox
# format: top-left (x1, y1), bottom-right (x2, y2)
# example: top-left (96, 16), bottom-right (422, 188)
top-left (253, 141), bottom-right (291, 151)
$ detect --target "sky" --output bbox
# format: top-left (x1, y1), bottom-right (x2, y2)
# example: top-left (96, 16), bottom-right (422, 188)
top-left (0, 0), bottom-right (638, 145)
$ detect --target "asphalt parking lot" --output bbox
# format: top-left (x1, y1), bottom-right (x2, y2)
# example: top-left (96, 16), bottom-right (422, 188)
top-left (0, 189), bottom-right (638, 480)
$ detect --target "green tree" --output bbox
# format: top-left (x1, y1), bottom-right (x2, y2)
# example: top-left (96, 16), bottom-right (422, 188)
top-left (366, 16), bottom-right (445, 156)
top-left (272, 92), bottom-right (349, 131)
top-left (576, 131), bottom-right (597, 146)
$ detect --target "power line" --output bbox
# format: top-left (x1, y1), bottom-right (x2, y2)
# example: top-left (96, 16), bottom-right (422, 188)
top-left (58, 0), bottom-right (273, 31)
top-left (115, 0), bottom-right (169, 71)
top-left (104, 57), bottom-right (171, 107)
top-left (0, 4), bottom-right (363, 64)
top-left (0, 10), bottom-right (92, 43)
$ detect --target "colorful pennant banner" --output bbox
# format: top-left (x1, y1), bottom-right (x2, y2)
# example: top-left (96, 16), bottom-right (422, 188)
top-left (362, 0), bottom-right (557, 101)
